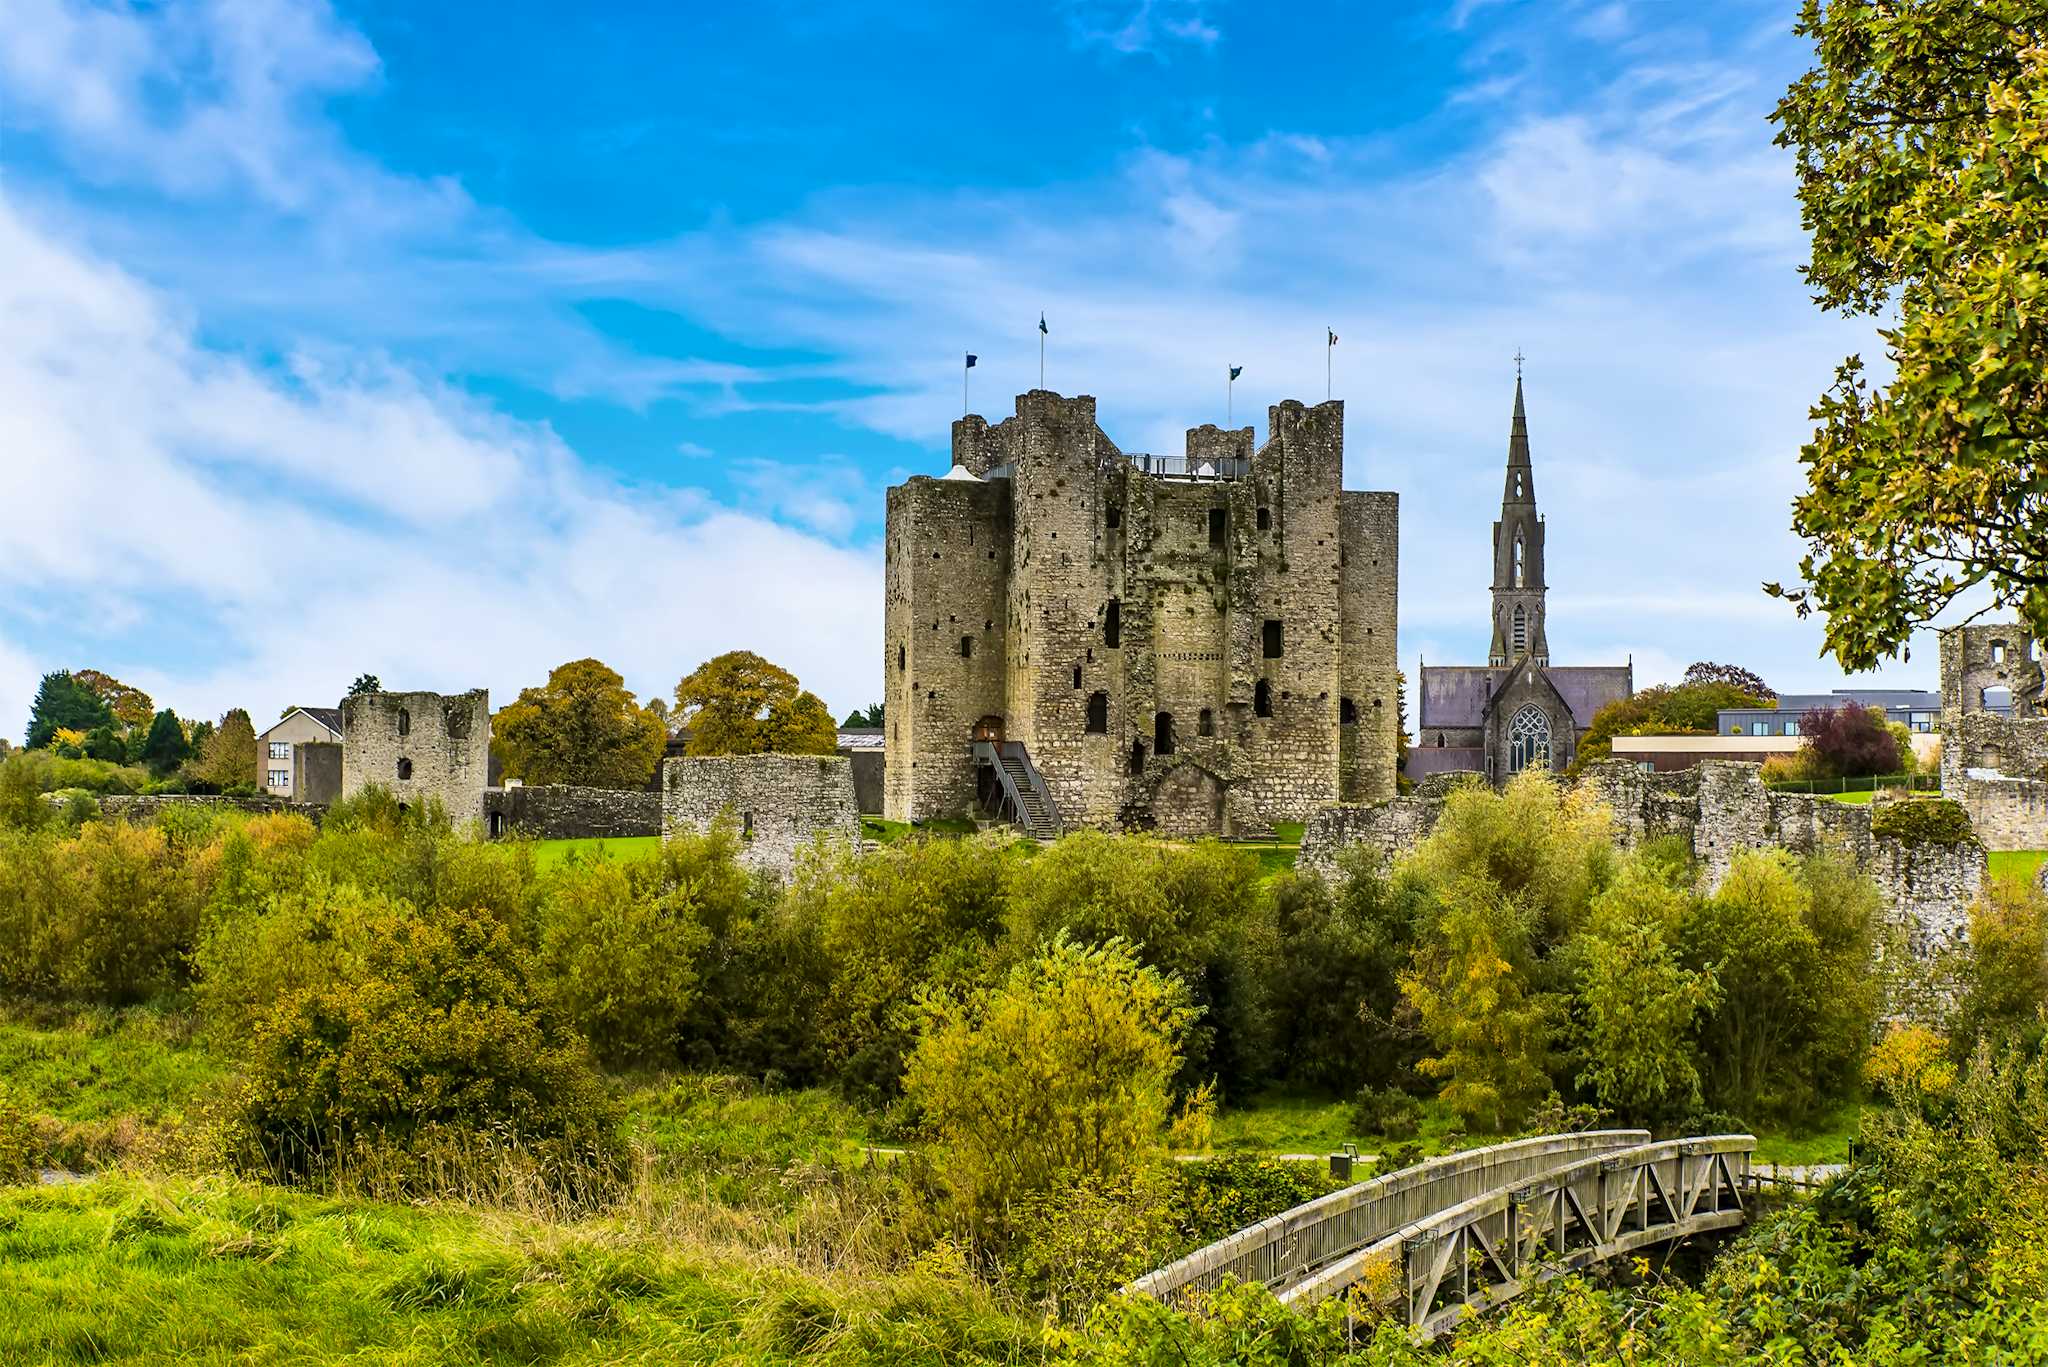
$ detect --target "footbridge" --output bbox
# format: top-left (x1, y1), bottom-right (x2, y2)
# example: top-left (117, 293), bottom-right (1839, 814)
top-left (1130, 1131), bottom-right (1755, 1340)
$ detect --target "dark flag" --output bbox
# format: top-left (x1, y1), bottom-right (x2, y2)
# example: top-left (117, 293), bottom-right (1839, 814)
top-left (1229, 365), bottom-right (1243, 381)
top-left (1039, 313), bottom-right (1049, 335)
top-left (965, 353), bottom-right (977, 368)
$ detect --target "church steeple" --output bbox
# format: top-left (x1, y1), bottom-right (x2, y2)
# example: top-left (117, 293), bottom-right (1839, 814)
top-left (1488, 369), bottom-right (1549, 668)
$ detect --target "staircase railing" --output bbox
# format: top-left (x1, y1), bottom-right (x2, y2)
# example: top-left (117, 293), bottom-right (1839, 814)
top-left (971, 739), bottom-right (1064, 838)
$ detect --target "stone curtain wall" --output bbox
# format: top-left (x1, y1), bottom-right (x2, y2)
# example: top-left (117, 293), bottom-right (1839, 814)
top-left (292, 741), bottom-right (342, 805)
top-left (50, 793), bottom-right (329, 824)
top-left (884, 389), bottom-right (1400, 836)
top-left (662, 754), bottom-right (861, 878)
top-left (1960, 775), bottom-right (2048, 852)
top-left (341, 689), bottom-right (491, 824)
top-left (483, 785), bottom-right (660, 840)
top-left (1299, 761), bottom-right (1985, 960)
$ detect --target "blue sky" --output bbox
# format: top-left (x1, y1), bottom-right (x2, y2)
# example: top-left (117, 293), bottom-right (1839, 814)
top-left (0, 0), bottom-right (1921, 740)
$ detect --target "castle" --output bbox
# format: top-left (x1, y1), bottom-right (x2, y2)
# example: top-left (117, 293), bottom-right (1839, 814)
top-left (1411, 378), bottom-right (1631, 781)
top-left (882, 389), bottom-right (1400, 836)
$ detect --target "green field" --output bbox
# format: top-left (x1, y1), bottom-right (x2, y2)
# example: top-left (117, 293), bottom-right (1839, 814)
top-left (1989, 849), bottom-right (2048, 884)
top-left (531, 835), bottom-right (662, 868)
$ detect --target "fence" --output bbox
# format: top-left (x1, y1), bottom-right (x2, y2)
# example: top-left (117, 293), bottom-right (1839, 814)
top-left (1763, 773), bottom-right (1939, 796)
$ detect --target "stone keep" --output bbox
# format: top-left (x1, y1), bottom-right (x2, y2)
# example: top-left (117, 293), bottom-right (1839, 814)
top-left (662, 754), bottom-right (861, 877)
top-left (1938, 623), bottom-right (2048, 851)
top-left (340, 689), bottom-right (491, 823)
top-left (882, 388), bottom-right (1400, 835)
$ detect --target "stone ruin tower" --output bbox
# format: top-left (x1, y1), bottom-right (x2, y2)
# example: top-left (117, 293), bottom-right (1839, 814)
top-left (882, 388), bottom-right (1400, 837)
top-left (340, 689), bottom-right (491, 824)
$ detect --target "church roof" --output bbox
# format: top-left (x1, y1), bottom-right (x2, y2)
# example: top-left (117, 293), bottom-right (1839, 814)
top-left (1419, 663), bottom-right (1633, 730)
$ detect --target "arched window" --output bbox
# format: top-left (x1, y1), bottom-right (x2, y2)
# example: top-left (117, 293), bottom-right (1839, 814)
top-left (1085, 691), bottom-right (1109, 734)
top-left (1154, 712), bottom-right (1176, 756)
top-left (1506, 704), bottom-right (1551, 775)
top-left (1512, 605), bottom-right (1527, 655)
top-left (1514, 471), bottom-right (1524, 499)
top-left (396, 757), bottom-right (413, 781)
top-left (1254, 679), bottom-right (1273, 717)
top-left (1512, 533), bottom-right (1526, 588)
top-left (1435, 733), bottom-right (1445, 748)
top-left (1197, 708), bottom-right (1214, 737)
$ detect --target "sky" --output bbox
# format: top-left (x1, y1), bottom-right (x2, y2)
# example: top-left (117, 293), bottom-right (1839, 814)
top-left (0, 0), bottom-right (1931, 742)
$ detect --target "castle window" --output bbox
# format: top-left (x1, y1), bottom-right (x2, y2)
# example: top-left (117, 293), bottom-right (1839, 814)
top-left (1254, 680), bottom-right (1273, 717)
top-left (1506, 704), bottom-right (1551, 775)
top-left (960, 635), bottom-right (973, 659)
top-left (1073, 666), bottom-right (1082, 689)
top-left (1209, 508), bottom-right (1227, 547)
top-left (1435, 733), bottom-right (1445, 748)
top-left (447, 706), bottom-right (470, 740)
top-left (1993, 641), bottom-right (2008, 664)
top-left (397, 708), bottom-right (410, 737)
top-left (396, 757), bottom-right (412, 781)
top-left (1262, 620), bottom-right (1284, 659)
top-left (1256, 506), bottom-right (1270, 531)
top-left (1154, 712), bottom-right (1176, 756)
top-left (1105, 599), bottom-right (1121, 649)
top-left (1198, 708), bottom-right (1214, 737)
top-left (1340, 697), bottom-right (1358, 724)
top-left (1512, 605), bottom-right (1527, 654)
top-left (1086, 691), bottom-right (1109, 734)
top-left (1106, 505), bottom-right (1122, 530)
top-left (742, 811), bottom-right (754, 842)
top-left (1512, 533), bottom-right (1526, 588)
top-left (1129, 740), bottom-right (1147, 775)
top-left (898, 645), bottom-right (906, 672)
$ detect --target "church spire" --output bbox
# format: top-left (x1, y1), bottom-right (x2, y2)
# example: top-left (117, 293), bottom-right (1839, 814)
top-left (1488, 366), bottom-right (1548, 668)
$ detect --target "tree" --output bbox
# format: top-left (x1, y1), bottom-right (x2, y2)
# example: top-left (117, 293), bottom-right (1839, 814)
top-left (191, 709), bottom-right (259, 789)
top-left (1570, 679), bottom-right (1776, 774)
top-left (1768, 8), bottom-right (2048, 668)
top-left (494, 658), bottom-right (668, 789)
top-left (70, 670), bottom-right (154, 731)
top-left (82, 725), bottom-right (125, 763)
top-left (138, 709), bottom-right (192, 778)
top-left (25, 672), bottom-right (113, 750)
top-left (904, 935), bottom-right (1198, 1226)
top-left (1804, 704), bottom-right (1903, 779)
top-left (1682, 662), bottom-right (1775, 701)
top-left (1947, 877), bottom-right (2048, 1060)
top-left (673, 651), bottom-right (837, 756)
top-left (1400, 881), bottom-right (1552, 1133)
top-left (346, 674), bottom-right (381, 697)
top-left (843, 702), bottom-right (885, 728)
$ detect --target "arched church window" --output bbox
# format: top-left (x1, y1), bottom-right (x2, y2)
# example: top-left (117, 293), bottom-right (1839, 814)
top-left (1512, 605), bottom-right (1527, 654)
top-left (1512, 533), bottom-right (1526, 588)
top-left (1506, 704), bottom-right (1551, 775)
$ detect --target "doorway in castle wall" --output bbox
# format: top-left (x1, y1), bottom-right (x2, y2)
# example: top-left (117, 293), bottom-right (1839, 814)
top-left (972, 715), bottom-right (1005, 743)
top-left (1152, 765), bottom-right (1227, 838)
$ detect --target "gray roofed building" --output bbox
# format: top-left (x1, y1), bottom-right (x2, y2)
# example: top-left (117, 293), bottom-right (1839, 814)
top-left (1411, 376), bottom-right (1633, 783)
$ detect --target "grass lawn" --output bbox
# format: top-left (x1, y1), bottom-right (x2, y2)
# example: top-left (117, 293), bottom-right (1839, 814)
top-left (1825, 790), bottom-right (1877, 805)
top-left (1205, 1092), bottom-right (1473, 1161)
top-left (531, 834), bottom-right (662, 869)
top-left (1989, 849), bottom-right (2048, 884)
top-left (0, 1003), bottom-right (226, 1171)
top-left (1752, 1102), bottom-right (1867, 1165)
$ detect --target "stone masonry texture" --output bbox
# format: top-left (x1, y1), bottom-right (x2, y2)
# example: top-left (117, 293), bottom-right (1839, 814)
top-left (341, 689), bottom-right (492, 825)
top-left (1939, 624), bottom-right (2048, 850)
top-left (662, 754), bottom-right (861, 879)
top-left (483, 784), bottom-right (661, 840)
top-left (883, 389), bottom-right (1398, 835)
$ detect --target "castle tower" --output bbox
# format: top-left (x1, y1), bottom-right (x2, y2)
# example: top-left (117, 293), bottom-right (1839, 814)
top-left (1487, 376), bottom-right (1549, 667)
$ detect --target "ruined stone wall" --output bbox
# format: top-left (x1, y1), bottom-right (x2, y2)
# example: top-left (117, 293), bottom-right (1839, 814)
top-left (340, 689), bottom-right (490, 824)
top-left (883, 477), bottom-right (1009, 822)
top-left (1339, 491), bottom-right (1400, 803)
top-left (1939, 623), bottom-right (2041, 739)
top-left (292, 741), bottom-right (342, 805)
top-left (1958, 774), bottom-right (2048, 851)
top-left (59, 793), bottom-right (328, 824)
top-left (662, 754), bottom-right (861, 878)
top-left (1297, 771), bottom-right (1479, 877)
top-left (484, 785), bottom-right (660, 840)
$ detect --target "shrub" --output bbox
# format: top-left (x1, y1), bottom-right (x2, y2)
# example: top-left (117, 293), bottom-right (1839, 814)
top-left (1947, 877), bottom-right (2048, 1059)
top-left (0, 755), bottom-right (48, 832)
top-left (1350, 1084), bottom-right (1422, 1139)
top-left (904, 936), bottom-right (1197, 1232)
top-left (1870, 796), bottom-right (1977, 846)
top-left (0, 821), bottom-right (203, 1004)
top-left (1266, 859), bottom-right (1426, 1092)
top-left (1804, 703), bottom-right (1904, 778)
top-left (1405, 767), bottom-right (1614, 947)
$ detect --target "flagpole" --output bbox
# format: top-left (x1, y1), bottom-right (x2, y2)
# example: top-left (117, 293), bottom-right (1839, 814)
top-left (1327, 329), bottom-right (1333, 401)
top-left (1227, 367), bottom-right (1233, 426)
top-left (963, 356), bottom-right (969, 417)
top-left (1039, 325), bottom-right (1045, 390)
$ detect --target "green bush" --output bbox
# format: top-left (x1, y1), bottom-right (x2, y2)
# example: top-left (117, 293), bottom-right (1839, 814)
top-left (1871, 796), bottom-right (1977, 846)
top-left (0, 821), bottom-right (202, 1004)
top-left (1349, 1084), bottom-right (1422, 1140)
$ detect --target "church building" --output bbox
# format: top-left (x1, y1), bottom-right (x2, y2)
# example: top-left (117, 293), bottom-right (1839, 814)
top-left (1411, 377), bottom-right (1632, 781)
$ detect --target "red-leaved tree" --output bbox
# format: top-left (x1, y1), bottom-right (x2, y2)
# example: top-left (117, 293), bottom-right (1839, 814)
top-left (1803, 704), bottom-right (1902, 779)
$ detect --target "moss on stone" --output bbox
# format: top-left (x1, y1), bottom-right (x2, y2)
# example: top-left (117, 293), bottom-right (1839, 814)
top-left (1871, 797), bottom-right (1978, 847)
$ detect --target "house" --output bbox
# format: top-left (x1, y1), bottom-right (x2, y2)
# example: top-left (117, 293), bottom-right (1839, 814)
top-left (1716, 689), bottom-right (1942, 740)
top-left (256, 706), bottom-right (343, 800)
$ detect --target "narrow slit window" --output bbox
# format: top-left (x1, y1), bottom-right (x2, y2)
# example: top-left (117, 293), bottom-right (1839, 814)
top-left (1256, 506), bottom-right (1270, 531)
top-left (1254, 680), bottom-right (1273, 717)
top-left (1197, 708), bottom-right (1214, 737)
top-left (1340, 697), bottom-right (1358, 724)
top-left (1154, 712), bottom-right (1175, 756)
top-left (960, 635), bottom-right (973, 659)
top-left (1105, 599), bottom-right (1121, 649)
top-left (1208, 507), bottom-right (1227, 547)
top-left (1262, 620), bottom-right (1283, 659)
top-left (1086, 691), bottom-right (1109, 734)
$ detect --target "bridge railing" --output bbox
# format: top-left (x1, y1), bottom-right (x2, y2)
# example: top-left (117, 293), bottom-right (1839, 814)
top-left (1279, 1135), bottom-right (1753, 1339)
top-left (1126, 1130), bottom-right (1649, 1304)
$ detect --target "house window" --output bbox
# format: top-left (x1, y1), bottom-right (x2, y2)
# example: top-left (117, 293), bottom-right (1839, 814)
top-left (1506, 704), bottom-right (1551, 774)
top-left (1752, 721), bottom-right (1770, 737)
top-left (1256, 506), bottom-right (1270, 531)
top-left (397, 708), bottom-right (410, 737)
top-left (1105, 599), bottom-right (1121, 648)
top-left (396, 757), bottom-right (413, 781)
top-left (1262, 620), bottom-right (1283, 659)
top-left (1340, 697), bottom-right (1358, 724)
top-left (268, 741), bottom-right (290, 760)
top-left (1086, 691), bottom-right (1109, 734)
top-left (1254, 679), bottom-right (1273, 717)
top-left (742, 811), bottom-right (754, 841)
top-left (960, 635), bottom-right (973, 659)
top-left (1155, 712), bottom-right (1176, 756)
top-left (1785, 720), bottom-right (1801, 736)
top-left (267, 769), bottom-right (289, 789)
top-left (1197, 708), bottom-right (1214, 737)
top-left (1208, 508), bottom-right (1227, 547)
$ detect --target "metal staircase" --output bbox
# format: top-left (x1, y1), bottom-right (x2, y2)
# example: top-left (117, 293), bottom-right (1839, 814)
top-left (972, 740), bottom-right (1063, 840)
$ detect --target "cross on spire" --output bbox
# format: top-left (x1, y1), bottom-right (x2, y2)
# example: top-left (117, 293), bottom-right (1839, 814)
top-left (1513, 347), bottom-right (1524, 379)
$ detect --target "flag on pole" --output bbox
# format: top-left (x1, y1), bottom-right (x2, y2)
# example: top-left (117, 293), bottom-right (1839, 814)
top-left (1327, 328), bottom-right (1338, 347)
top-left (1229, 365), bottom-right (1242, 381)
top-left (965, 353), bottom-right (977, 368)
top-left (1039, 313), bottom-right (1049, 335)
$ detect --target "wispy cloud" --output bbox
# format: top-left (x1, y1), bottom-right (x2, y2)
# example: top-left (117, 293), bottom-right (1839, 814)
top-left (1063, 0), bottom-right (1222, 56)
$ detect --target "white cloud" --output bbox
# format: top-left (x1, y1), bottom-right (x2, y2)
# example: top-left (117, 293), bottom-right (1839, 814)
top-left (1064, 0), bottom-right (1222, 56)
top-left (0, 195), bottom-right (882, 741)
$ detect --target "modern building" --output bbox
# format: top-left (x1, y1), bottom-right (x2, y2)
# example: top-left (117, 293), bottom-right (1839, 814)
top-left (1716, 689), bottom-right (1943, 740)
top-left (1412, 377), bottom-right (1632, 782)
top-left (254, 706), bottom-right (343, 798)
